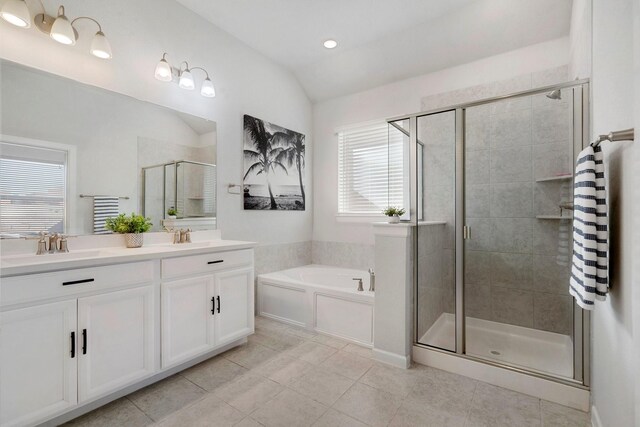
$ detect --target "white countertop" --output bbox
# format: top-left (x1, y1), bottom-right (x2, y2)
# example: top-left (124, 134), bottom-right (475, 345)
top-left (0, 239), bottom-right (257, 277)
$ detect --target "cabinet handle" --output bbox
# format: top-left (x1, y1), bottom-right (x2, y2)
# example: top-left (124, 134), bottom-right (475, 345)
top-left (70, 332), bottom-right (76, 358)
top-left (62, 278), bottom-right (95, 286)
top-left (211, 297), bottom-right (215, 315)
top-left (82, 329), bottom-right (87, 355)
top-left (217, 296), bottom-right (221, 313)
top-left (207, 260), bottom-right (224, 265)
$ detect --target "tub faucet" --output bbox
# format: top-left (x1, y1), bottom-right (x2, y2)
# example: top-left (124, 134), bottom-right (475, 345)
top-left (353, 278), bottom-right (364, 292)
top-left (368, 268), bottom-right (375, 292)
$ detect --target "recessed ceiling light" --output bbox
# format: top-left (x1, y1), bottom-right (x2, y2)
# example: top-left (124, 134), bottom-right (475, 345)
top-left (323, 39), bottom-right (337, 49)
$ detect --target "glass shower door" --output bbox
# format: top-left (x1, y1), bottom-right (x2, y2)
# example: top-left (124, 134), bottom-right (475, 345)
top-left (463, 88), bottom-right (576, 379)
top-left (415, 110), bottom-right (457, 352)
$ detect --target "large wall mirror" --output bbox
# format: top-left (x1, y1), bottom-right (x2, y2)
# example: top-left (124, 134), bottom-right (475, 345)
top-left (0, 60), bottom-right (217, 237)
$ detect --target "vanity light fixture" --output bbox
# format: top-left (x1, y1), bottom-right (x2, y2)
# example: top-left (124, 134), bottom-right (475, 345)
top-left (154, 54), bottom-right (216, 98)
top-left (0, 1), bottom-right (112, 59)
top-left (0, 0), bottom-right (31, 28)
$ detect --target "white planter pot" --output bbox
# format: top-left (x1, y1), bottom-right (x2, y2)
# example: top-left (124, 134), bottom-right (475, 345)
top-left (124, 233), bottom-right (144, 248)
top-left (388, 215), bottom-right (400, 224)
top-left (167, 215), bottom-right (177, 219)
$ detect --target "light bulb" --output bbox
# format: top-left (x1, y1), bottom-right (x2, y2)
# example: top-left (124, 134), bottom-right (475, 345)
top-left (154, 57), bottom-right (172, 82)
top-left (90, 31), bottom-right (112, 59)
top-left (0, 0), bottom-right (30, 27)
top-left (323, 39), bottom-right (338, 49)
top-left (50, 7), bottom-right (76, 45)
top-left (179, 69), bottom-right (194, 90)
top-left (200, 77), bottom-right (215, 97)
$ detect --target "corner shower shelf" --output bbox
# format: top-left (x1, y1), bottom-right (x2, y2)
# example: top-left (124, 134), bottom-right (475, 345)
top-left (536, 215), bottom-right (572, 220)
top-left (535, 175), bottom-right (573, 182)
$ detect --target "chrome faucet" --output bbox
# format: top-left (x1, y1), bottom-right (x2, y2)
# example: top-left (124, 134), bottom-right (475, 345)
top-left (353, 278), bottom-right (364, 292)
top-left (368, 268), bottom-right (375, 292)
top-left (48, 233), bottom-right (60, 254)
top-left (36, 231), bottom-right (48, 255)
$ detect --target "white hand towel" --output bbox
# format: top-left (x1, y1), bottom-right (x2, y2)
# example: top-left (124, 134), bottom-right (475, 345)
top-left (569, 145), bottom-right (608, 310)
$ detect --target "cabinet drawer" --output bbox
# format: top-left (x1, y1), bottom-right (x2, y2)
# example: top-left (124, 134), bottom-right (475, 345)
top-left (1, 261), bottom-right (154, 308)
top-left (162, 249), bottom-right (253, 280)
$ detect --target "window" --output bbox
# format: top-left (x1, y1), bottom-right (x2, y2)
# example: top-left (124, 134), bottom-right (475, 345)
top-left (338, 121), bottom-right (409, 216)
top-left (0, 142), bottom-right (67, 236)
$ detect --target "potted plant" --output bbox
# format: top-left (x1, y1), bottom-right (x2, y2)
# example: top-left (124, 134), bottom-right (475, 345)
top-left (383, 206), bottom-right (406, 224)
top-left (167, 207), bottom-right (177, 219)
top-left (105, 213), bottom-right (153, 248)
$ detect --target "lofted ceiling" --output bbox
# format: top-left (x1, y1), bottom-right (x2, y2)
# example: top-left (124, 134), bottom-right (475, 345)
top-left (176, 0), bottom-right (573, 102)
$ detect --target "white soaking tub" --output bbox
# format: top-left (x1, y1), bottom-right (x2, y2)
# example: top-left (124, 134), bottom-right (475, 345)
top-left (257, 265), bottom-right (374, 347)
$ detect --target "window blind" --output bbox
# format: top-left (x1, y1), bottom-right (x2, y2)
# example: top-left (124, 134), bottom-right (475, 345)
top-left (338, 122), bottom-right (406, 215)
top-left (0, 142), bottom-right (66, 236)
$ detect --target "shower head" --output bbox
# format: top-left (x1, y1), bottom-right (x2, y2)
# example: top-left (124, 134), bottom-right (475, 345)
top-left (546, 89), bottom-right (562, 100)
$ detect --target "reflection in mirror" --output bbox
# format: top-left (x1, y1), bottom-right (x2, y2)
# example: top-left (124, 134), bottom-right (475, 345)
top-left (0, 60), bottom-right (217, 237)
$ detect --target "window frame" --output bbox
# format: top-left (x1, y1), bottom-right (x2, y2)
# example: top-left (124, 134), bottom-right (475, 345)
top-left (336, 120), bottom-right (410, 221)
top-left (0, 134), bottom-right (76, 236)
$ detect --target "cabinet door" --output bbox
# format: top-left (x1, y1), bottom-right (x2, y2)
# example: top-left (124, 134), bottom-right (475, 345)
top-left (77, 285), bottom-right (156, 401)
top-left (161, 275), bottom-right (215, 367)
top-left (0, 300), bottom-right (77, 427)
top-left (214, 267), bottom-right (254, 346)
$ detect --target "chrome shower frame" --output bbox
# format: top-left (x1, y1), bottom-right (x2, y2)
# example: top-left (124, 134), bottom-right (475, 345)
top-left (388, 79), bottom-right (591, 390)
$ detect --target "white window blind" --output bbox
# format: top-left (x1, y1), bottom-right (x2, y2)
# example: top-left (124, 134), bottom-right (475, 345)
top-left (338, 122), bottom-right (406, 215)
top-left (0, 142), bottom-right (66, 236)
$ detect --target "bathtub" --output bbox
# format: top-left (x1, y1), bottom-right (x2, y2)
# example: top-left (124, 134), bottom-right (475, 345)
top-left (257, 265), bottom-right (374, 347)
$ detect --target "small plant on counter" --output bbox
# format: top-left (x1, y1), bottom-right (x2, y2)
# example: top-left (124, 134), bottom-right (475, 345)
top-left (105, 213), bottom-right (153, 248)
top-left (167, 207), bottom-right (177, 218)
top-left (383, 206), bottom-right (406, 224)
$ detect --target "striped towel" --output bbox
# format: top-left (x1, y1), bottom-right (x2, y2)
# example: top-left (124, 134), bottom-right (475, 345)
top-left (93, 196), bottom-right (119, 234)
top-left (569, 145), bottom-right (608, 310)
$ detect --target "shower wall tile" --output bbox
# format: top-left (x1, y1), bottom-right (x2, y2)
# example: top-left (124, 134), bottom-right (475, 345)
top-left (534, 181), bottom-right (570, 216)
top-left (490, 252), bottom-right (533, 290)
top-left (424, 145), bottom-right (455, 187)
top-left (464, 250), bottom-right (492, 286)
top-left (254, 241), bottom-right (312, 276)
top-left (491, 287), bottom-right (534, 328)
top-left (491, 218), bottom-right (533, 254)
top-left (490, 182), bottom-right (534, 218)
top-left (465, 284), bottom-right (492, 321)
top-left (490, 73), bottom-right (532, 96)
top-left (466, 150), bottom-right (490, 184)
top-left (532, 103), bottom-right (573, 144)
top-left (533, 255), bottom-right (571, 295)
top-left (533, 142), bottom-right (574, 180)
top-left (490, 146), bottom-right (532, 183)
top-left (534, 293), bottom-right (573, 335)
top-left (490, 109), bottom-right (532, 149)
top-left (311, 241), bottom-right (375, 271)
top-left (466, 185), bottom-right (491, 218)
top-left (465, 106), bottom-right (491, 151)
top-left (489, 95), bottom-right (531, 115)
top-left (533, 220), bottom-right (567, 255)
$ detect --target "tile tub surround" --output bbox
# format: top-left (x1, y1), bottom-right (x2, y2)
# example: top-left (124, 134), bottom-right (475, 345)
top-left (64, 316), bottom-right (590, 427)
top-left (254, 241), bottom-right (312, 276)
top-left (312, 240), bottom-right (375, 271)
top-left (419, 65), bottom-right (575, 336)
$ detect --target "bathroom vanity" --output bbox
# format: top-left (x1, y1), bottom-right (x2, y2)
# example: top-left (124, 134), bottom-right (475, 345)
top-left (0, 239), bottom-right (256, 427)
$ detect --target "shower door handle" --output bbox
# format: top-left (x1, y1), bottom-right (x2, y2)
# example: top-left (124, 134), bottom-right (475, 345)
top-left (463, 226), bottom-right (470, 240)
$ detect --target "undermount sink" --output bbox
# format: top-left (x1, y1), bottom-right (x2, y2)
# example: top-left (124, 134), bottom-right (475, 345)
top-left (1, 250), bottom-right (104, 265)
top-left (152, 241), bottom-right (216, 249)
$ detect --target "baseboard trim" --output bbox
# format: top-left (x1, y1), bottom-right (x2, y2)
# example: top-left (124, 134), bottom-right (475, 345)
top-left (373, 347), bottom-right (410, 369)
top-left (413, 345), bottom-right (590, 412)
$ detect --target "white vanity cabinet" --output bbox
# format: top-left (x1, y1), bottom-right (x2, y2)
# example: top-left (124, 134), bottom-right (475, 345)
top-left (0, 245), bottom-right (255, 427)
top-left (0, 300), bottom-right (78, 427)
top-left (161, 250), bottom-right (254, 368)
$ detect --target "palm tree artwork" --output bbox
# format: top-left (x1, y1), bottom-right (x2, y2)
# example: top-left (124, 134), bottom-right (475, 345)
top-left (243, 115), bottom-right (306, 210)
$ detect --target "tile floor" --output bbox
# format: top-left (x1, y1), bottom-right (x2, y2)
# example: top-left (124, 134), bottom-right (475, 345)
top-left (64, 316), bottom-right (591, 427)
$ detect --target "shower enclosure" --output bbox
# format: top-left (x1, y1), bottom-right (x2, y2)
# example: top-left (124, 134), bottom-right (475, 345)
top-left (389, 80), bottom-right (590, 387)
top-left (142, 160), bottom-right (217, 231)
